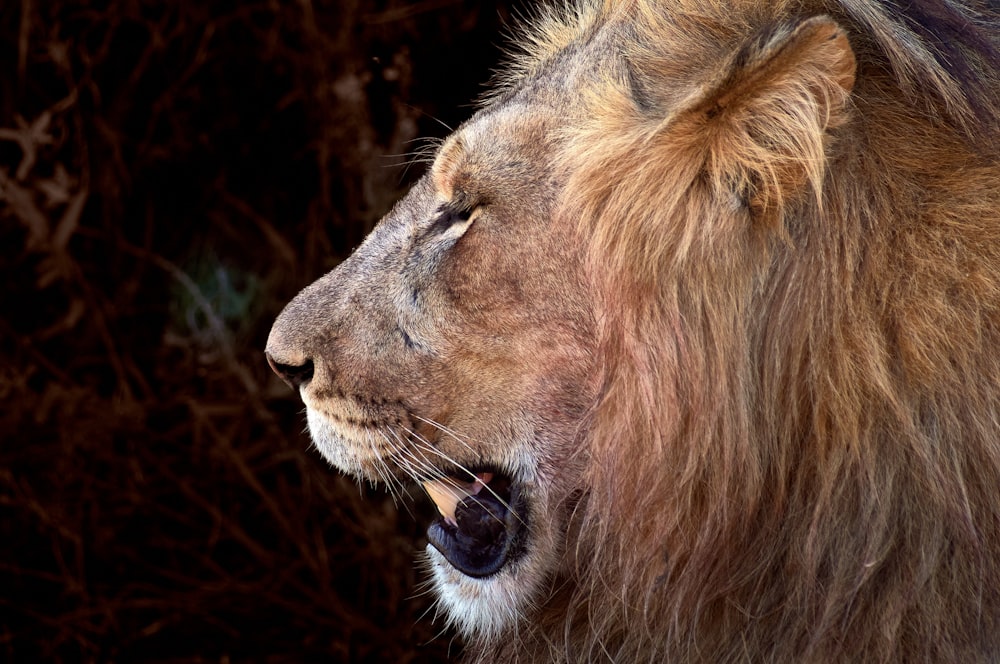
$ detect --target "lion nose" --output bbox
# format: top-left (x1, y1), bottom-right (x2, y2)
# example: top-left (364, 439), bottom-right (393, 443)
top-left (266, 279), bottom-right (330, 391)
top-left (266, 351), bottom-right (314, 390)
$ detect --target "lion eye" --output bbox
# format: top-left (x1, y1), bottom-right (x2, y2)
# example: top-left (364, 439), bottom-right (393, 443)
top-left (429, 205), bottom-right (476, 236)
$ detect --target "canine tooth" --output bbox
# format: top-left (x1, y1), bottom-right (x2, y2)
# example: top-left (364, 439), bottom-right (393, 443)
top-left (423, 475), bottom-right (491, 525)
top-left (423, 479), bottom-right (473, 525)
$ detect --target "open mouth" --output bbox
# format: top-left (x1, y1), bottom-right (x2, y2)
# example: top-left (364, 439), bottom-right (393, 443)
top-left (422, 471), bottom-right (526, 578)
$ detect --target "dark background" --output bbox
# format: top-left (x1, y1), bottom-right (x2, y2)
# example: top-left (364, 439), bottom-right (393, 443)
top-left (0, 1), bottom-right (518, 661)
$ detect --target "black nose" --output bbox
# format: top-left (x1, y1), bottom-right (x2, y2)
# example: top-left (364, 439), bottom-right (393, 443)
top-left (266, 352), bottom-right (315, 390)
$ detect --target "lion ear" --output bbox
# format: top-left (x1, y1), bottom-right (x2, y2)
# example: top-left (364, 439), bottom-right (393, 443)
top-left (680, 16), bottom-right (856, 224)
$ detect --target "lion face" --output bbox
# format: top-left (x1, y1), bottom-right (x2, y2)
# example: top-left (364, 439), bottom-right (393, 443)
top-left (266, 89), bottom-right (600, 635)
top-left (269, 0), bottom-right (1000, 660)
top-left (265, 1), bottom-right (856, 642)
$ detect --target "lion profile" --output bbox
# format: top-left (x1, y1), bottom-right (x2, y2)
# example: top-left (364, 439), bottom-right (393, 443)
top-left (267, 0), bottom-right (1000, 661)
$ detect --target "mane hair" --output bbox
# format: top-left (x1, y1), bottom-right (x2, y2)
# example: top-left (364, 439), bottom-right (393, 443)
top-left (486, 1), bottom-right (1000, 661)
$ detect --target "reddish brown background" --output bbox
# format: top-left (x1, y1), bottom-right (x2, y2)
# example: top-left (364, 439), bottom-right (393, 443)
top-left (0, 1), bottom-right (517, 661)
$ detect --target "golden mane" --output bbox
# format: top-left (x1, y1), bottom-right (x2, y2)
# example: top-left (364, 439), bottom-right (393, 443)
top-left (488, 1), bottom-right (1000, 661)
top-left (505, 0), bottom-right (1000, 130)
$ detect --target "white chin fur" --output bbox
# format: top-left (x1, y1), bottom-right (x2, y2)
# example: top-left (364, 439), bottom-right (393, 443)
top-left (305, 408), bottom-right (365, 476)
top-left (426, 546), bottom-right (527, 641)
top-left (306, 404), bottom-right (543, 639)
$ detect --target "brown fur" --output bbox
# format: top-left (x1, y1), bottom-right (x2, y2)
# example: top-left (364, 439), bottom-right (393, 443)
top-left (525, 1), bottom-right (1000, 661)
top-left (268, 1), bottom-right (1000, 661)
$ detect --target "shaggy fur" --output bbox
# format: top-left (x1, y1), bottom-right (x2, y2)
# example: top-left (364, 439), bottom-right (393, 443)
top-left (508, 0), bottom-right (1000, 661)
top-left (268, 1), bottom-right (1000, 661)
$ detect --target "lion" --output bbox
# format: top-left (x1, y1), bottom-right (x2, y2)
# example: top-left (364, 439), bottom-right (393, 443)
top-left (266, 0), bottom-right (1000, 660)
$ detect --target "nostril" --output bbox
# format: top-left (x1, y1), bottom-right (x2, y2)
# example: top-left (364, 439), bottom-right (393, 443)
top-left (266, 352), bottom-right (314, 390)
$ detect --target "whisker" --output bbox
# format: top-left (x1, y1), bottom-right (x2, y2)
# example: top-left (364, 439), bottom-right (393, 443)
top-left (427, 623), bottom-right (453, 647)
top-left (412, 414), bottom-right (481, 456)
top-left (401, 105), bottom-right (454, 133)
top-left (371, 432), bottom-right (406, 504)
top-left (400, 425), bottom-right (526, 527)
top-left (406, 419), bottom-right (532, 527)
top-left (382, 135), bottom-right (445, 179)
top-left (387, 429), bottom-right (447, 482)
top-left (378, 429), bottom-right (421, 506)
top-left (371, 449), bottom-right (401, 502)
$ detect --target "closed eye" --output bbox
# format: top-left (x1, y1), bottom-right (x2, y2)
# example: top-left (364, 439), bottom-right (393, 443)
top-left (426, 203), bottom-right (478, 243)
top-left (429, 205), bottom-right (475, 235)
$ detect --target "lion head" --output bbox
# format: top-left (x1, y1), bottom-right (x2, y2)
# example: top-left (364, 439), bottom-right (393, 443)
top-left (267, 0), bottom-right (1000, 660)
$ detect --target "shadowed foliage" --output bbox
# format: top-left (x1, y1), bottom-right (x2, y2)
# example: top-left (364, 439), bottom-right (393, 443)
top-left (0, 1), bottom-right (515, 660)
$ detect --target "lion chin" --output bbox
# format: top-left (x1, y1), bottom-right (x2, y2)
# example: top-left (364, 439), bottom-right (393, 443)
top-left (268, 0), bottom-right (1000, 661)
top-left (306, 408), bottom-right (533, 639)
top-left (299, 395), bottom-right (563, 641)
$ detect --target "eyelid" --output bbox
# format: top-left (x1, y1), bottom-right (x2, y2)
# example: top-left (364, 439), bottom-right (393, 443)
top-left (429, 203), bottom-right (477, 235)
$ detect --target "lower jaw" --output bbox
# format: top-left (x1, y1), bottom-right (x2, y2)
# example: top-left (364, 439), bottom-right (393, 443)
top-left (424, 474), bottom-right (527, 578)
top-left (425, 547), bottom-right (530, 639)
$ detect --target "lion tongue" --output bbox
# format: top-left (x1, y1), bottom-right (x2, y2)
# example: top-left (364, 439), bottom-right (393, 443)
top-left (422, 473), bottom-right (493, 527)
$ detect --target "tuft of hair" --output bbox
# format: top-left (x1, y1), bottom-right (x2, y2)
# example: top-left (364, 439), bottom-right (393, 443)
top-left (483, 1), bottom-right (604, 106)
top-left (476, 0), bottom-right (1000, 662)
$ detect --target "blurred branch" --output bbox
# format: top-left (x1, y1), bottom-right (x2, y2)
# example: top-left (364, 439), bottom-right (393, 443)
top-left (220, 190), bottom-right (296, 268)
top-left (17, 0), bottom-right (32, 87)
top-left (0, 0), bottom-right (507, 660)
top-left (117, 241), bottom-right (262, 403)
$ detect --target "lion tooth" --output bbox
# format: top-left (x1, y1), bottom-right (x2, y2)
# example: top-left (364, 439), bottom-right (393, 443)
top-left (422, 475), bottom-right (490, 526)
top-left (422, 479), bottom-right (469, 526)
